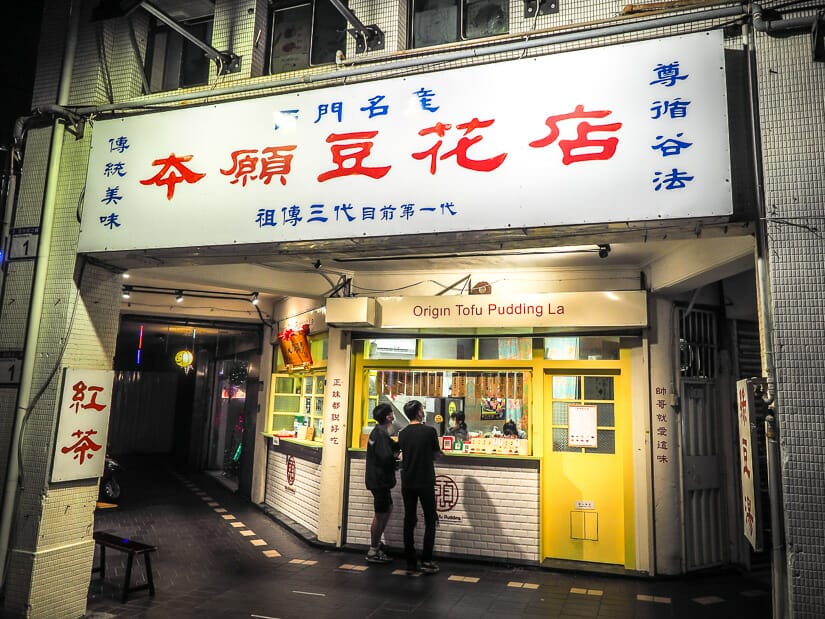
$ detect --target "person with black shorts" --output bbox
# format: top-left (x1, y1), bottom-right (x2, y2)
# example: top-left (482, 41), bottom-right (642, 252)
top-left (365, 403), bottom-right (400, 563)
top-left (398, 399), bottom-right (442, 575)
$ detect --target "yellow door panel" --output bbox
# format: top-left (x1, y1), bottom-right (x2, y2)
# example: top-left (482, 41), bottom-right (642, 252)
top-left (541, 359), bottom-right (633, 567)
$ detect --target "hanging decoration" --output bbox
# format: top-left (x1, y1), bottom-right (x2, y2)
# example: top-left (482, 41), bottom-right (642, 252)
top-left (278, 323), bottom-right (313, 371)
top-left (174, 349), bottom-right (194, 373)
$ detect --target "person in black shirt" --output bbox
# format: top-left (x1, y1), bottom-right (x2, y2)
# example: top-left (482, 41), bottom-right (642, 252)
top-left (365, 403), bottom-right (400, 563)
top-left (398, 399), bottom-right (442, 575)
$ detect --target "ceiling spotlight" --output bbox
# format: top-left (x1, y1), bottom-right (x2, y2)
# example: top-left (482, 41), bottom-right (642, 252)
top-left (121, 271), bottom-right (130, 279)
top-left (121, 286), bottom-right (131, 299)
top-left (251, 292), bottom-right (259, 306)
top-left (175, 290), bottom-right (184, 303)
top-left (598, 244), bottom-right (611, 259)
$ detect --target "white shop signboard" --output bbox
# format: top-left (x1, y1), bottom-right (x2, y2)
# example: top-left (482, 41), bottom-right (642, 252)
top-left (51, 368), bottom-right (114, 482)
top-left (736, 378), bottom-right (760, 550)
top-left (79, 31), bottom-right (731, 253)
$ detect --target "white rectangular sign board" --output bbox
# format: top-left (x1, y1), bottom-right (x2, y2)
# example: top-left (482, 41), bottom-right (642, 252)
top-left (568, 405), bottom-right (598, 448)
top-left (51, 368), bottom-right (114, 482)
top-left (79, 32), bottom-right (731, 252)
top-left (736, 378), bottom-right (759, 550)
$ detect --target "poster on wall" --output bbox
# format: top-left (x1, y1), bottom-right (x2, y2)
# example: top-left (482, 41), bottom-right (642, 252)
top-left (568, 405), bottom-right (598, 448)
top-left (51, 368), bottom-right (114, 482)
top-left (480, 396), bottom-right (505, 420)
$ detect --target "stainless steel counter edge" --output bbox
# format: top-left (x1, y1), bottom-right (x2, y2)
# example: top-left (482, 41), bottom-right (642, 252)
top-left (347, 449), bottom-right (540, 469)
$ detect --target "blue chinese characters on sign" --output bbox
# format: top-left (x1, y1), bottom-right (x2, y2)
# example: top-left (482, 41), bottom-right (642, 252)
top-left (648, 61), bottom-right (694, 192)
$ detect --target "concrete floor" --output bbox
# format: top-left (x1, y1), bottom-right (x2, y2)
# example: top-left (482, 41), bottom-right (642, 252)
top-left (85, 456), bottom-right (772, 618)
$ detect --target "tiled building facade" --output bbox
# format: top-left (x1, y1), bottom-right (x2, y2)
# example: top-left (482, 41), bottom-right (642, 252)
top-left (0, 1), bottom-right (822, 617)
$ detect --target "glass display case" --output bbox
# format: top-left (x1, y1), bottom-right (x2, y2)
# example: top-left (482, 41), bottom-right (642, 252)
top-left (269, 372), bottom-right (326, 442)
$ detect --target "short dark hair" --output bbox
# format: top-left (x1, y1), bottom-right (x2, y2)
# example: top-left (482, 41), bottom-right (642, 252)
top-left (404, 399), bottom-right (424, 421)
top-left (373, 403), bottom-right (393, 425)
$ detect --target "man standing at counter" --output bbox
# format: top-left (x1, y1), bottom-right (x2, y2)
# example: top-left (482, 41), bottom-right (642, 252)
top-left (365, 403), bottom-right (400, 564)
top-left (399, 400), bottom-right (442, 575)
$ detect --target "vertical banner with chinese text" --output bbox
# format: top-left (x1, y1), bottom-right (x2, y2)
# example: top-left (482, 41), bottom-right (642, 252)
top-left (51, 368), bottom-right (114, 482)
top-left (736, 378), bottom-right (761, 551)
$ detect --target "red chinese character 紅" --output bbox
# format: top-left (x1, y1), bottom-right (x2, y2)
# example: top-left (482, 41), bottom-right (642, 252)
top-left (70, 381), bottom-right (106, 414)
top-left (529, 105), bottom-right (622, 165)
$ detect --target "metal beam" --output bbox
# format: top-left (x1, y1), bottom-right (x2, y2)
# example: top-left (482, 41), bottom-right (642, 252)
top-left (326, 0), bottom-right (384, 53)
top-left (139, 1), bottom-right (241, 75)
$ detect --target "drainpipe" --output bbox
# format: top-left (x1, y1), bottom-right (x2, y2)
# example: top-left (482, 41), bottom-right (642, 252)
top-left (0, 0), bottom-right (82, 590)
top-left (73, 4), bottom-right (747, 116)
top-left (0, 147), bottom-right (16, 296)
top-left (742, 16), bottom-right (786, 619)
top-left (0, 106), bottom-right (82, 302)
top-left (752, 3), bottom-right (818, 35)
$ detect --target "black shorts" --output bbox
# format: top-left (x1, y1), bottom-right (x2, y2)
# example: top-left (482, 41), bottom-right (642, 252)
top-left (371, 489), bottom-right (393, 513)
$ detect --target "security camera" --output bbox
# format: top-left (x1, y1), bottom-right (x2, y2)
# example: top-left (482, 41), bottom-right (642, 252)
top-left (598, 244), bottom-right (611, 259)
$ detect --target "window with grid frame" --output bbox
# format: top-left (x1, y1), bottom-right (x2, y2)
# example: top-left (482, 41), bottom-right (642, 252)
top-left (409, 0), bottom-right (509, 49)
top-left (146, 15), bottom-right (214, 92)
top-left (267, 1), bottom-right (347, 74)
top-left (550, 374), bottom-right (617, 454)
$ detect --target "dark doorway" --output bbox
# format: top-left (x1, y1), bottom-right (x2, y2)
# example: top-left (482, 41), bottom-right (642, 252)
top-left (112, 316), bottom-right (263, 497)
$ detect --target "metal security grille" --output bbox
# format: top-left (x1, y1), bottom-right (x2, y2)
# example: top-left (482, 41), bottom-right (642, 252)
top-left (678, 307), bottom-right (725, 570)
top-left (678, 307), bottom-right (718, 379)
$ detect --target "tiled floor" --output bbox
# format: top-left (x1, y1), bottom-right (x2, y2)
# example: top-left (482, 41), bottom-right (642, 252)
top-left (85, 457), bottom-right (772, 618)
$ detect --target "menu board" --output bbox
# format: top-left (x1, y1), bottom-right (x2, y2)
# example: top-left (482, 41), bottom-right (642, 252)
top-left (568, 405), bottom-right (598, 448)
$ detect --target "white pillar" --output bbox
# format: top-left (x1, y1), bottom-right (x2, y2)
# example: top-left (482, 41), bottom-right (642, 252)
top-left (649, 297), bottom-right (683, 574)
top-left (317, 327), bottom-right (351, 544)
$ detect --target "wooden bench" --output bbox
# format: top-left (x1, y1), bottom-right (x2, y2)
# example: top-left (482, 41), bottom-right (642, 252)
top-left (92, 531), bottom-right (157, 602)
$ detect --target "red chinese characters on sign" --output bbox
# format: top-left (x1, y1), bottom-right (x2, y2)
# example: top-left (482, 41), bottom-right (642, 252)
top-left (412, 118), bottom-right (507, 175)
top-left (60, 429), bottom-right (102, 465)
top-left (140, 153), bottom-right (206, 199)
top-left (70, 381), bottom-right (107, 413)
top-left (317, 131), bottom-right (391, 182)
top-left (53, 369), bottom-right (113, 483)
top-left (325, 377), bottom-right (344, 445)
top-left (654, 386), bottom-right (669, 464)
top-left (529, 105), bottom-right (623, 165)
top-left (220, 146), bottom-right (298, 186)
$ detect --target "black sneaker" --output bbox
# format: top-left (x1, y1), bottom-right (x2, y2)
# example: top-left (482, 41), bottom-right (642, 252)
top-left (420, 561), bottom-right (440, 574)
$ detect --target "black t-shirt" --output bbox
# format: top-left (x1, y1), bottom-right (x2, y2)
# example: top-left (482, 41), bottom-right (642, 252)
top-left (365, 425), bottom-right (399, 490)
top-left (398, 423), bottom-right (441, 488)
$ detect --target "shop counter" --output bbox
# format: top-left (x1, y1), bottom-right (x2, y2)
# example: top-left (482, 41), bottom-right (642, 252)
top-left (264, 435), bottom-right (323, 536)
top-left (345, 450), bottom-right (541, 565)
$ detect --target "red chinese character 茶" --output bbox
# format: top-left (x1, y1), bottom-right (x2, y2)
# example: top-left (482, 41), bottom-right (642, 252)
top-left (61, 429), bottom-right (102, 465)
top-left (529, 105), bottom-right (622, 165)
top-left (140, 153), bottom-right (206, 200)
top-left (317, 131), bottom-right (391, 182)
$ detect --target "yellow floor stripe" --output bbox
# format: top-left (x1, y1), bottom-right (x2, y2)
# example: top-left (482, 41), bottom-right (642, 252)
top-left (230, 522), bottom-right (245, 528)
top-left (263, 550), bottom-right (281, 558)
top-left (250, 539), bottom-right (267, 546)
top-left (222, 514), bottom-right (236, 520)
top-left (240, 530), bottom-right (256, 537)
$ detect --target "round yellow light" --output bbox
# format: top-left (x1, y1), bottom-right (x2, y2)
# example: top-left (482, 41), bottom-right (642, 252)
top-left (174, 350), bottom-right (194, 368)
